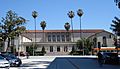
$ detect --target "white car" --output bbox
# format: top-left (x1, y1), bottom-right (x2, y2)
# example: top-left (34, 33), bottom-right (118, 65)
top-left (0, 55), bottom-right (10, 68)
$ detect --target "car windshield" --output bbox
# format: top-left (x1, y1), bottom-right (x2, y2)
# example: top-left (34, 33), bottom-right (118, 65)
top-left (3, 53), bottom-right (17, 59)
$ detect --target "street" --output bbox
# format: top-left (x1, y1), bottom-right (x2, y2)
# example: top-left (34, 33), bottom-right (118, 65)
top-left (8, 56), bottom-right (120, 69)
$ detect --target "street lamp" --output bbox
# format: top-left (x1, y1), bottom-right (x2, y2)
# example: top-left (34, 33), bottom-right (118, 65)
top-left (77, 9), bottom-right (84, 55)
top-left (67, 11), bottom-right (75, 42)
top-left (32, 11), bottom-right (38, 56)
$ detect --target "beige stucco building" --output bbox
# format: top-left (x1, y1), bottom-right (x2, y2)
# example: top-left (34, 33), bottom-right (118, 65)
top-left (12, 29), bottom-right (115, 55)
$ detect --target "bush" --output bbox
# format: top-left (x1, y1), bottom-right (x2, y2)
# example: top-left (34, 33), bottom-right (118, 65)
top-left (34, 46), bottom-right (46, 56)
top-left (69, 51), bottom-right (83, 55)
top-left (35, 51), bottom-right (44, 56)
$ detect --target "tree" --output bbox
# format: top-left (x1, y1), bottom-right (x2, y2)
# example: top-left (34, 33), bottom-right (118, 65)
top-left (40, 21), bottom-right (46, 31)
top-left (1, 10), bottom-right (26, 52)
top-left (40, 21), bottom-right (46, 42)
top-left (69, 46), bottom-right (76, 55)
top-left (111, 17), bottom-right (120, 36)
top-left (111, 17), bottom-right (120, 54)
top-left (32, 11), bottom-right (38, 56)
top-left (84, 38), bottom-right (93, 55)
top-left (67, 11), bottom-right (75, 42)
top-left (40, 46), bottom-right (46, 56)
top-left (64, 22), bottom-right (70, 31)
top-left (114, 0), bottom-right (120, 9)
top-left (76, 38), bottom-right (93, 55)
top-left (76, 40), bottom-right (83, 50)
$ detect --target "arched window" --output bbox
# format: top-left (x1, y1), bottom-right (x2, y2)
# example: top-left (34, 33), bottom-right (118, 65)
top-left (52, 35), bottom-right (56, 42)
top-left (48, 35), bottom-right (51, 42)
top-left (93, 37), bottom-right (97, 48)
top-left (103, 36), bottom-right (107, 47)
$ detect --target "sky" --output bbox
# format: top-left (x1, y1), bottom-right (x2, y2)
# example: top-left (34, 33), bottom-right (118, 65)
top-left (0, 0), bottom-right (119, 32)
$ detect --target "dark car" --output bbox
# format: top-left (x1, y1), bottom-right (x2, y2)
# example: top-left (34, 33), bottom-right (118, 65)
top-left (1, 52), bottom-right (22, 67)
top-left (101, 52), bottom-right (119, 64)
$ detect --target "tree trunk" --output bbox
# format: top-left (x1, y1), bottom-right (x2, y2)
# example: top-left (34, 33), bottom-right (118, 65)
top-left (6, 38), bottom-right (10, 52)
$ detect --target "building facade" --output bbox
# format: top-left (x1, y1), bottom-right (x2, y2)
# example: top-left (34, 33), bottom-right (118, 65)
top-left (12, 29), bottom-right (115, 55)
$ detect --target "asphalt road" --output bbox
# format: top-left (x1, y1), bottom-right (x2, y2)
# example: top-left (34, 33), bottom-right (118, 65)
top-left (8, 56), bottom-right (120, 69)
top-left (47, 57), bottom-right (120, 69)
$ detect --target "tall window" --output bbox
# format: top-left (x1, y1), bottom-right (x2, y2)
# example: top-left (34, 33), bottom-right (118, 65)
top-left (66, 35), bottom-right (70, 42)
top-left (50, 46), bottom-right (53, 52)
top-left (64, 46), bottom-right (68, 52)
top-left (57, 46), bottom-right (60, 52)
top-left (62, 35), bottom-right (65, 42)
top-left (48, 35), bottom-right (51, 42)
top-left (93, 37), bottom-right (97, 48)
top-left (103, 36), bottom-right (107, 47)
top-left (109, 35), bottom-right (111, 38)
top-left (52, 35), bottom-right (56, 42)
top-left (57, 35), bottom-right (60, 42)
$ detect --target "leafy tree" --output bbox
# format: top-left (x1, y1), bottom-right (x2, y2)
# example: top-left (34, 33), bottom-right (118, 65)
top-left (114, 0), bottom-right (120, 9)
top-left (76, 38), bottom-right (93, 55)
top-left (76, 40), bottom-right (83, 50)
top-left (69, 46), bottom-right (76, 55)
top-left (1, 10), bottom-right (26, 52)
top-left (111, 17), bottom-right (120, 36)
top-left (111, 17), bottom-right (120, 53)
top-left (83, 38), bottom-right (93, 55)
top-left (40, 46), bottom-right (46, 55)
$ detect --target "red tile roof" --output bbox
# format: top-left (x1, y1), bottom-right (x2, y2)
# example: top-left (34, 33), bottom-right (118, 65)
top-left (25, 29), bottom-right (104, 33)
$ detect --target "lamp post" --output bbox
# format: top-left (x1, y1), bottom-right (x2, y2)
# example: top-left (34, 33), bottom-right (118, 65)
top-left (77, 9), bottom-right (84, 55)
top-left (67, 11), bottom-right (75, 42)
top-left (32, 11), bottom-right (38, 56)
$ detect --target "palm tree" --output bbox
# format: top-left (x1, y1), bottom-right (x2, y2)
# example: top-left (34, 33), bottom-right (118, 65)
top-left (76, 38), bottom-right (93, 55)
top-left (64, 22), bottom-right (70, 31)
top-left (111, 16), bottom-right (120, 54)
top-left (64, 22), bottom-right (70, 42)
top-left (84, 38), bottom-right (93, 55)
top-left (32, 11), bottom-right (38, 56)
top-left (67, 11), bottom-right (75, 42)
top-left (77, 9), bottom-right (84, 39)
top-left (40, 21), bottom-right (46, 42)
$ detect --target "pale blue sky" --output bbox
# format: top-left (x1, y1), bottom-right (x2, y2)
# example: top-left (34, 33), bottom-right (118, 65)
top-left (0, 0), bottom-right (119, 32)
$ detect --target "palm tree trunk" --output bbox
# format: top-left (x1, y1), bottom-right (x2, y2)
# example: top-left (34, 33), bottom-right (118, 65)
top-left (43, 30), bottom-right (44, 42)
top-left (71, 18), bottom-right (74, 42)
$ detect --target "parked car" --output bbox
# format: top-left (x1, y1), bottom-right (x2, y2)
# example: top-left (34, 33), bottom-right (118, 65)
top-left (101, 52), bottom-right (119, 64)
top-left (1, 52), bottom-right (22, 67)
top-left (0, 54), bottom-right (10, 68)
top-left (15, 52), bottom-right (26, 56)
